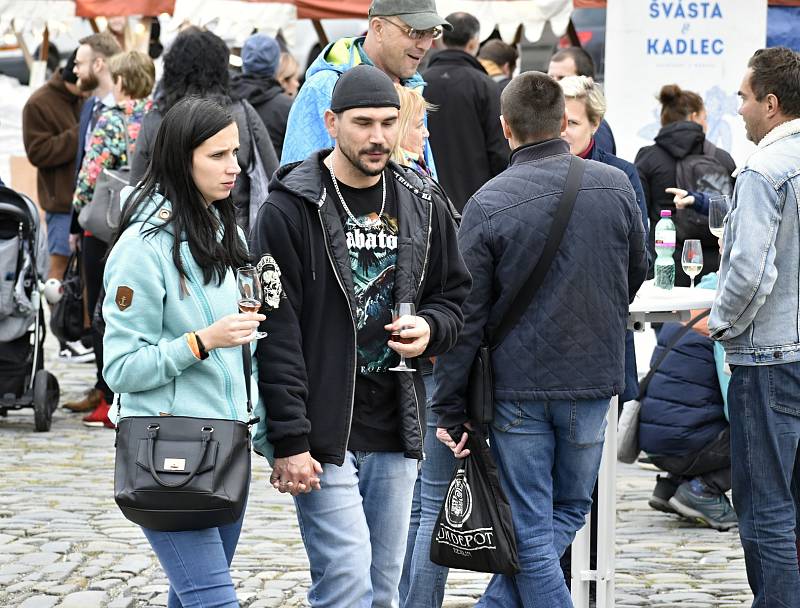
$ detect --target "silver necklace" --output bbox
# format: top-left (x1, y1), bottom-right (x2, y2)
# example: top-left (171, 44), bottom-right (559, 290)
top-left (327, 155), bottom-right (386, 228)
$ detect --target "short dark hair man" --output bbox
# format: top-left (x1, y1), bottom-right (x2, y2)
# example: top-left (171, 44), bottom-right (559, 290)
top-left (281, 0), bottom-right (451, 168)
top-left (548, 46), bottom-right (616, 155)
top-left (251, 65), bottom-right (470, 607)
top-left (709, 47), bottom-right (800, 606)
top-left (423, 11), bottom-right (508, 211)
top-left (433, 71), bottom-right (647, 603)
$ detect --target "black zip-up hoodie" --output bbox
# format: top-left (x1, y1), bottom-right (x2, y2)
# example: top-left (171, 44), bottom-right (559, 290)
top-left (251, 150), bottom-right (471, 465)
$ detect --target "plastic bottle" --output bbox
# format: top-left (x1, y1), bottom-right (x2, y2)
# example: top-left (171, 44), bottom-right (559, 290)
top-left (654, 210), bottom-right (676, 290)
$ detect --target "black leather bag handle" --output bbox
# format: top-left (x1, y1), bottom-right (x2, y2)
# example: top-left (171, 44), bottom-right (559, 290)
top-left (146, 424), bottom-right (213, 488)
top-left (489, 155), bottom-right (586, 349)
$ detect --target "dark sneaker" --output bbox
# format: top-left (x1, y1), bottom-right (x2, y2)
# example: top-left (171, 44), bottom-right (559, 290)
top-left (648, 474), bottom-right (681, 514)
top-left (58, 340), bottom-right (95, 364)
top-left (669, 481), bottom-right (738, 531)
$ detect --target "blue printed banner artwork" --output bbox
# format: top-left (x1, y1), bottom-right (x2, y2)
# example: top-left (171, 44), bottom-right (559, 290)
top-left (605, 0), bottom-right (768, 165)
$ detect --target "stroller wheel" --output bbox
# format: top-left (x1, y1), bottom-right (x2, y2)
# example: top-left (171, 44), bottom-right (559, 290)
top-left (33, 370), bottom-right (57, 432)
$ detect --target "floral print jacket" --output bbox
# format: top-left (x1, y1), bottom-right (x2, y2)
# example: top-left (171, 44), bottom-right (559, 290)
top-left (72, 98), bottom-right (152, 212)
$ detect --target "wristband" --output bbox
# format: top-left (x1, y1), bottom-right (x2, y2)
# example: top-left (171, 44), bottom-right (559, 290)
top-left (194, 332), bottom-right (210, 360)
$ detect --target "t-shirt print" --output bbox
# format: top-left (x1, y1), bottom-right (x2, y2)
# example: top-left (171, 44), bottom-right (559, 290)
top-left (345, 211), bottom-right (399, 374)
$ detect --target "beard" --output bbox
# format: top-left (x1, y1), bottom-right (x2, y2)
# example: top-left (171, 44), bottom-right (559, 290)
top-left (78, 69), bottom-right (99, 93)
top-left (339, 141), bottom-right (391, 177)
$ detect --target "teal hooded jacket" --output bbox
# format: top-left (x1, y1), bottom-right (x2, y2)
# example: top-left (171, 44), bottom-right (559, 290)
top-left (102, 189), bottom-right (270, 457)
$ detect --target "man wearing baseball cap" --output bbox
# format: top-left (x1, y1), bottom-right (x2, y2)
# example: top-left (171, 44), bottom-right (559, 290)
top-left (280, 0), bottom-right (451, 172)
top-left (252, 65), bottom-right (470, 607)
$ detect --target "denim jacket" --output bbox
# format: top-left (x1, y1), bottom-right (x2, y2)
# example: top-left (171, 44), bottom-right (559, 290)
top-left (709, 118), bottom-right (800, 365)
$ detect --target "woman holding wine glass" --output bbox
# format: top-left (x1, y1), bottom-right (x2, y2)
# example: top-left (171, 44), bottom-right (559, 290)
top-left (101, 97), bottom-right (267, 608)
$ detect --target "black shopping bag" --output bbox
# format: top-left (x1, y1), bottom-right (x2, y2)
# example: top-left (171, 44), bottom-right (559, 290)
top-left (50, 252), bottom-right (84, 343)
top-left (430, 429), bottom-right (520, 575)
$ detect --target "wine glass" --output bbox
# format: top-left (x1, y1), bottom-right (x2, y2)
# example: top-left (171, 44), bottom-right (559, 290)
top-left (681, 240), bottom-right (704, 288)
top-left (236, 266), bottom-right (267, 339)
top-left (388, 302), bottom-right (416, 372)
top-left (708, 194), bottom-right (730, 239)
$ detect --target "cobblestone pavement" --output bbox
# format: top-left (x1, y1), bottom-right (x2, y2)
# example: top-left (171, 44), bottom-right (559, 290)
top-left (0, 329), bottom-right (752, 607)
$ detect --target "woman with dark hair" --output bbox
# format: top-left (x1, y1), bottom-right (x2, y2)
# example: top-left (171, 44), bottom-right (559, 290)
top-left (102, 96), bottom-right (268, 606)
top-left (130, 28), bottom-right (278, 232)
top-left (635, 84), bottom-right (735, 285)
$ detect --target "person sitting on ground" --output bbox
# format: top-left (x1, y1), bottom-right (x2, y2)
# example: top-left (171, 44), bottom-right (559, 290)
top-left (639, 272), bottom-right (736, 531)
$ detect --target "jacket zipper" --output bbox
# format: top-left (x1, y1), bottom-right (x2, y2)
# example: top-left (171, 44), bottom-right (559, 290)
top-left (411, 199), bottom-right (434, 455)
top-left (180, 249), bottom-right (238, 421)
top-left (317, 199), bottom-right (359, 454)
top-left (416, 200), bottom-right (433, 297)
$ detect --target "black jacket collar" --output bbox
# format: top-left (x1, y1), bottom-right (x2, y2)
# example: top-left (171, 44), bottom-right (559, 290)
top-left (509, 138), bottom-right (571, 166)
top-left (427, 49), bottom-right (487, 73)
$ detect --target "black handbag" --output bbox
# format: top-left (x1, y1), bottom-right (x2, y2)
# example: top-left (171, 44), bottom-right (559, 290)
top-left (467, 157), bottom-right (586, 424)
top-left (430, 427), bottom-right (520, 575)
top-left (114, 344), bottom-right (257, 532)
top-left (50, 252), bottom-right (85, 343)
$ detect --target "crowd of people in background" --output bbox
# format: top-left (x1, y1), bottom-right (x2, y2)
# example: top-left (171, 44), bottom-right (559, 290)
top-left (11, 0), bottom-right (800, 606)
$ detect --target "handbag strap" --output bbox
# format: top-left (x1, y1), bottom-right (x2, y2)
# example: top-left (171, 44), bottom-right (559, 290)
top-left (636, 309), bottom-right (711, 400)
top-left (240, 101), bottom-right (257, 173)
top-left (490, 155), bottom-right (586, 349)
top-left (241, 344), bottom-right (253, 416)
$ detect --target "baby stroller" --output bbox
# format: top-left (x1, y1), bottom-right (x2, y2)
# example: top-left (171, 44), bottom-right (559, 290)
top-left (0, 186), bottom-right (59, 431)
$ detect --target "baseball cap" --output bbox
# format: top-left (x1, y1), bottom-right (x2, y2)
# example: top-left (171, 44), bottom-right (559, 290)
top-left (369, 0), bottom-right (453, 31)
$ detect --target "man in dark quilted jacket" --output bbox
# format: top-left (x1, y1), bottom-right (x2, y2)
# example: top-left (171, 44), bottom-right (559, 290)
top-left (433, 71), bottom-right (648, 607)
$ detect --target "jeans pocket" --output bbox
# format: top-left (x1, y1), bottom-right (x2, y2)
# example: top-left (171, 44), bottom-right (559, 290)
top-left (568, 399), bottom-right (609, 446)
top-left (492, 400), bottom-right (523, 432)
top-left (768, 365), bottom-right (800, 417)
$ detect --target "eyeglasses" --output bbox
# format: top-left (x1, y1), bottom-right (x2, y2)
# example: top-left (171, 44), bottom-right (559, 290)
top-left (381, 18), bottom-right (443, 41)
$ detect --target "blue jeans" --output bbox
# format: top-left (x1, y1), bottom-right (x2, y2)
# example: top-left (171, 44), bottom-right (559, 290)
top-left (729, 363), bottom-right (800, 607)
top-left (141, 506), bottom-right (246, 608)
top-left (400, 374), bottom-right (456, 608)
top-left (294, 450), bottom-right (418, 607)
top-left (477, 398), bottom-right (609, 608)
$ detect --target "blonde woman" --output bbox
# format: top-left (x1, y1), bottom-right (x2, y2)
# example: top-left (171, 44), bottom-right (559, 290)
top-left (391, 84), bottom-right (436, 176)
top-left (276, 51), bottom-right (300, 97)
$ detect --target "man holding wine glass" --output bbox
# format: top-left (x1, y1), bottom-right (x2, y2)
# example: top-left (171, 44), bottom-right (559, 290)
top-left (709, 47), bottom-right (800, 607)
top-left (250, 65), bottom-right (470, 608)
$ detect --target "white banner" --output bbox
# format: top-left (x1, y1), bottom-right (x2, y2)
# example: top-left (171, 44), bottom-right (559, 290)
top-left (604, 0), bottom-right (768, 165)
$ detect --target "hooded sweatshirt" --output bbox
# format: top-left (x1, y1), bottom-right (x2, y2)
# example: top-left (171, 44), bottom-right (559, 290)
top-left (102, 188), bottom-right (266, 449)
top-left (280, 36), bottom-right (437, 178)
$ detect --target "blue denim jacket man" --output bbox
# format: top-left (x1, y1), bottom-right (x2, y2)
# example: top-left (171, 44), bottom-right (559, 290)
top-left (433, 72), bottom-right (647, 607)
top-left (708, 47), bottom-right (800, 608)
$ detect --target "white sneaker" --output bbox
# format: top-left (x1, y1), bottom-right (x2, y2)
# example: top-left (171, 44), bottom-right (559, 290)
top-left (58, 340), bottom-right (95, 364)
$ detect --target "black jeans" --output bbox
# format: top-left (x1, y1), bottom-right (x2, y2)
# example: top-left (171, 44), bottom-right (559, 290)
top-left (649, 426), bottom-right (731, 494)
top-left (82, 234), bottom-right (113, 403)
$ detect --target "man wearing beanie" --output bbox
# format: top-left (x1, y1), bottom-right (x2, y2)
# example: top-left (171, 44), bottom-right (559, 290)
top-left (280, 0), bottom-right (450, 173)
top-left (252, 64), bottom-right (470, 607)
top-left (22, 50), bottom-right (84, 283)
top-left (231, 33), bottom-right (294, 158)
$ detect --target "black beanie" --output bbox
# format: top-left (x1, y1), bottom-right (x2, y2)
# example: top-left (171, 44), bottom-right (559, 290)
top-left (62, 49), bottom-right (78, 85)
top-left (330, 64), bottom-right (400, 113)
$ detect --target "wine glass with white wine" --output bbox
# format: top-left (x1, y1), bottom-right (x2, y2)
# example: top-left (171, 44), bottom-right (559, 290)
top-left (681, 240), bottom-right (704, 288)
top-left (708, 194), bottom-right (730, 239)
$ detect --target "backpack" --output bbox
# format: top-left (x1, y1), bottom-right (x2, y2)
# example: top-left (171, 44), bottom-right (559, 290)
top-left (674, 140), bottom-right (734, 241)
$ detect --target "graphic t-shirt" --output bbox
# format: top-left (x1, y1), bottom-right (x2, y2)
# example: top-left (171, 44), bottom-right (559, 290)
top-left (320, 160), bottom-right (403, 452)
